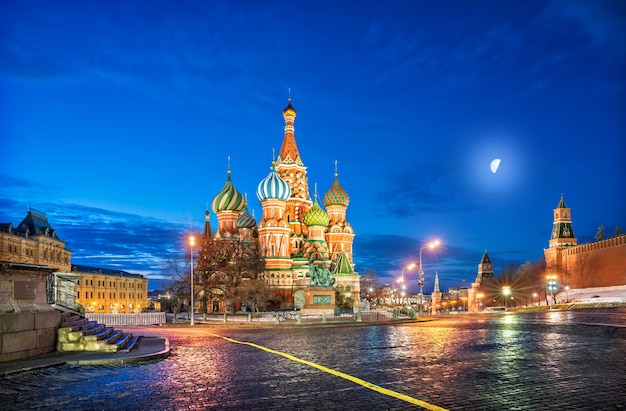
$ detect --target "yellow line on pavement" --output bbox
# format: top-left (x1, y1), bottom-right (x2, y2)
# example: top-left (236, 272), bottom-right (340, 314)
top-left (207, 332), bottom-right (448, 411)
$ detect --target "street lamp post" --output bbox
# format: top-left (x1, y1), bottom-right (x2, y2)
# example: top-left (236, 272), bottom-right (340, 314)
top-left (502, 286), bottom-right (511, 311)
top-left (418, 240), bottom-right (440, 317)
top-left (189, 235), bottom-right (196, 326)
top-left (546, 275), bottom-right (558, 309)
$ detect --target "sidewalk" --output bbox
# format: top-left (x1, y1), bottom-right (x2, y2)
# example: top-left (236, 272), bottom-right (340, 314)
top-left (0, 336), bottom-right (170, 377)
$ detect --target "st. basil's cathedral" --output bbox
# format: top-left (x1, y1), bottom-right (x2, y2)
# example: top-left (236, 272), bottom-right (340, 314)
top-left (203, 98), bottom-right (360, 311)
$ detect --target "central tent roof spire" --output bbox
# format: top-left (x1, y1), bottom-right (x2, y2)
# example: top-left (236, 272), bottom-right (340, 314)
top-left (277, 92), bottom-right (302, 166)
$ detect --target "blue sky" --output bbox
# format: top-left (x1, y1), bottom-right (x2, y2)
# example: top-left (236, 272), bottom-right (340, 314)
top-left (1, 0), bottom-right (624, 292)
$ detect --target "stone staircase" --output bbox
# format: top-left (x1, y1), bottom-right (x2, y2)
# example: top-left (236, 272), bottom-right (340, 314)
top-left (57, 312), bottom-right (141, 353)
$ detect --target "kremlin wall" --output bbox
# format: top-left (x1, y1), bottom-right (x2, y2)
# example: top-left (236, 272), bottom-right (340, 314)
top-left (555, 235), bottom-right (626, 289)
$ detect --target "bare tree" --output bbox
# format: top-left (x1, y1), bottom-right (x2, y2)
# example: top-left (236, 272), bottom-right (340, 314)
top-left (513, 258), bottom-right (546, 306)
top-left (162, 256), bottom-right (190, 323)
top-left (615, 225), bottom-right (622, 236)
top-left (226, 239), bottom-right (266, 312)
top-left (238, 278), bottom-right (270, 313)
top-left (195, 232), bottom-right (266, 314)
top-left (195, 236), bottom-right (233, 316)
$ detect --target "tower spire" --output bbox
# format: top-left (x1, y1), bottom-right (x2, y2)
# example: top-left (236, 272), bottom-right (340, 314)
top-left (277, 96), bottom-right (301, 165)
top-left (550, 194), bottom-right (577, 248)
top-left (204, 208), bottom-right (213, 239)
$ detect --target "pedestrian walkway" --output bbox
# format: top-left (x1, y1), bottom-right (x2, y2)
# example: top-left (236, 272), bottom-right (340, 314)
top-left (0, 336), bottom-right (169, 377)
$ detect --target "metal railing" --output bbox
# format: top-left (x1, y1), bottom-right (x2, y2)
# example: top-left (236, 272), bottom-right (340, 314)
top-left (87, 312), bottom-right (166, 326)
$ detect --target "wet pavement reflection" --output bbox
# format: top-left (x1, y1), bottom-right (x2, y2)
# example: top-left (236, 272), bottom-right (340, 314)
top-left (1, 310), bottom-right (624, 410)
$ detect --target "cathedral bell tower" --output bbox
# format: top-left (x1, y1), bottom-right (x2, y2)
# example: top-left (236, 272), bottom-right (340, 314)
top-left (274, 98), bottom-right (312, 257)
top-left (323, 162), bottom-right (355, 263)
top-left (256, 165), bottom-right (292, 270)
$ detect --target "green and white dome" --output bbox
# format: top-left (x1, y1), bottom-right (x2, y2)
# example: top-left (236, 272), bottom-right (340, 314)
top-left (212, 170), bottom-right (246, 213)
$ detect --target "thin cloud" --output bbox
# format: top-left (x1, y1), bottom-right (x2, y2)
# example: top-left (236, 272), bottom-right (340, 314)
top-left (373, 164), bottom-right (479, 217)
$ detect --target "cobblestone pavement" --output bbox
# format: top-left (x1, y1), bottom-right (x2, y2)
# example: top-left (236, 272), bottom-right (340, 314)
top-left (1, 309), bottom-right (625, 410)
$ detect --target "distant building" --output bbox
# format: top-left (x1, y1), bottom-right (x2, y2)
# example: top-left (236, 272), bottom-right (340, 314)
top-left (71, 265), bottom-right (148, 314)
top-left (442, 286), bottom-right (469, 312)
top-left (544, 195), bottom-right (626, 289)
top-left (467, 250), bottom-right (499, 312)
top-left (0, 208), bottom-right (72, 272)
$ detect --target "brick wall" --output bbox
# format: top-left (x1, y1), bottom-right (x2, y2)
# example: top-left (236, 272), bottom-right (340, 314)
top-left (560, 236), bottom-right (626, 288)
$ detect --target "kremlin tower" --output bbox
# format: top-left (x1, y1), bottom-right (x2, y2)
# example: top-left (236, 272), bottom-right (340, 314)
top-left (468, 250), bottom-right (497, 312)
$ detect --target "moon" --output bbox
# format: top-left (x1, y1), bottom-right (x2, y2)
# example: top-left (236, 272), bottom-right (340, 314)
top-left (490, 159), bottom-right (501, 173)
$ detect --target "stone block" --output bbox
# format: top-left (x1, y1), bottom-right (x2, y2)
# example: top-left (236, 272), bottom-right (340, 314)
top-left (0, 280), bottom-right (12, 293)
top-left (28, 346), bottom-right (55, 357)
top-left (37, 327), bottom-right (57, 349)
top-left (2, 330), bottom-right (36, 354)
top-left (0, 350), bottom-right (29, 363)
top-left (35, 310), bottom-right (61, 329)
top-left (0, 311), bottom-right (34, 333)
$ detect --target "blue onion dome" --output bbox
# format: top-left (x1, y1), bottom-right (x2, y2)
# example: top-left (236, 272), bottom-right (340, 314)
top-left (257, 166), bottom-right (291, 201)
top-left (236, 208), bottom-right (256, 229)
top-left (212, 169), bottom-right (246, 213)
top-left (303, 194), bottom-right (330, 227)
top-left (323, 171), bottom-right (350, 207)
top-left (283, 98), bottom-right (297, 118)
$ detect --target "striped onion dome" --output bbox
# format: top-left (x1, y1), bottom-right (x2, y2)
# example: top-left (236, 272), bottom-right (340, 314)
top-left (303, 195), bottom-right (330, 227)
top-left (236, 208), bottom-right (256, 229)
top-left (323, 172), bottom-right (350, 207)
top-left (212, 170), bottom-right (246, 213)
top-left (257, 166), bottom-right (291, 201)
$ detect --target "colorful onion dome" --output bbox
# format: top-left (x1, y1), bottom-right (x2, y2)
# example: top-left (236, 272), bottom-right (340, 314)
top-left (323, 172), bottom-right (350, 207)
top-left (257, 166), bottom-right (291, 201)
top-left (303, 195), bottom-right (330, 227)
top-left (236, 208), bottom-right (256, 229)
top-left (212, 170), bottom-right (246, 213)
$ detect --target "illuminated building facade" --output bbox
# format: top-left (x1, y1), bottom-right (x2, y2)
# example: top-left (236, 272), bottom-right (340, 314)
top-left (72, 265), bottom-right (148, 314)
top-left (206, 99), bottom-right (360, 310)
top-left (0, 209), bottom-right (72, 272)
